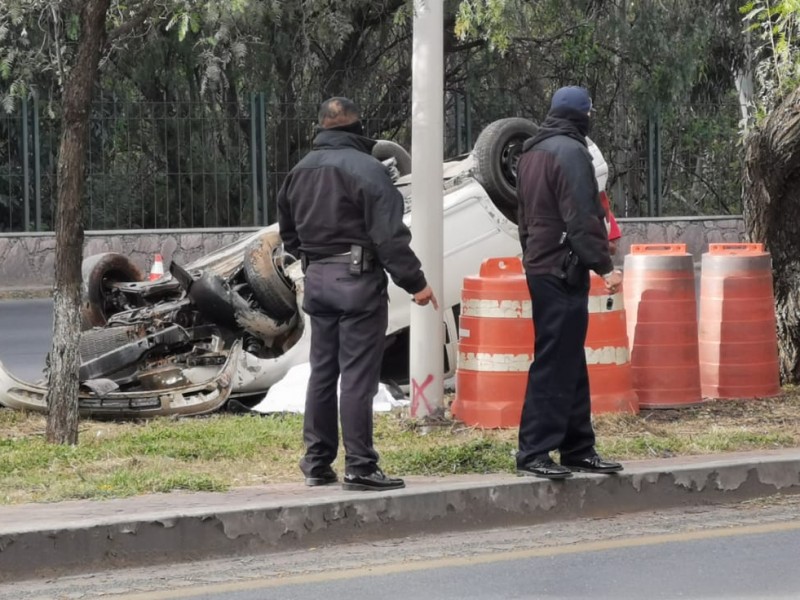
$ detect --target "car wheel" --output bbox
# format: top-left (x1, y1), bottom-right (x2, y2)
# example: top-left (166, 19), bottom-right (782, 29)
top-left (81, 253), bottom-right (145, 328)
top-left (472, 117), bottom-right (539, 217)
top-left (372, 140), bottom-right (412, 176)
top-left (243, 231), bottom-right (297, 322)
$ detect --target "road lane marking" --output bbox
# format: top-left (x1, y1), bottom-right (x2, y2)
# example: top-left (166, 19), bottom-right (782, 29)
top-left (117, 519), bottom-right (800, 599)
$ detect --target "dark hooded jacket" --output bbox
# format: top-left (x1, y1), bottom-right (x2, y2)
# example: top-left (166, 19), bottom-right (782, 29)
top-left (277, 128), bottom-right (427, 295)
top-left (516, 107), bottom-right (614, 282)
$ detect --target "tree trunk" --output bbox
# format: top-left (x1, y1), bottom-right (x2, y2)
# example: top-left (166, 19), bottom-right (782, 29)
top-left (45, 0), bottom-right (110, 445)
top-left (743, 84), bottom-right (800, 385)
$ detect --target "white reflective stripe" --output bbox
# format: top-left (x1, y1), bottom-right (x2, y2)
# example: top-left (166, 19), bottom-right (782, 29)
top-left (461, 298), bottom-right (532, 319)
top-left (588, 292), bottom-right (624, 313)
top-left (585, 345), bottom-right (629, 365)
top-left (458, 352), bottom-right (532, 372)
top-left (459, 346), bottom-right (629, 369)
top-left (458, 328), bottom-right (470, 339)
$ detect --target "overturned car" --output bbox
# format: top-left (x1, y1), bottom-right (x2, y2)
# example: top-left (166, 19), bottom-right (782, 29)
top-left (0, 118), bottom-right (609, 418)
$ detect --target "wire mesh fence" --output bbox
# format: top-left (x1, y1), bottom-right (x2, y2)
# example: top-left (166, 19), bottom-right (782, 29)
top-left (1, 95), bottom-right (742, 232)
top-left (3, 97), bottom-right (264, 232)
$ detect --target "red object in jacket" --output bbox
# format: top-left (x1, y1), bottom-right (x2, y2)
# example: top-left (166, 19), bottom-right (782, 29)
top-left (599, 191), bottom-right (621, 241)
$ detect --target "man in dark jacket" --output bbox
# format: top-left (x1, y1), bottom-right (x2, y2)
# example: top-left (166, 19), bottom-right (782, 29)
top-left (277, 97), bottom-right (437, 491)
top-left (515, 86), bottom-right (623, 479)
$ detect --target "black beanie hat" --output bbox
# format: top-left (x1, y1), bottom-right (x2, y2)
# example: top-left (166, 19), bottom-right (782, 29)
top-left (550, 86), bottom-right (593, 114)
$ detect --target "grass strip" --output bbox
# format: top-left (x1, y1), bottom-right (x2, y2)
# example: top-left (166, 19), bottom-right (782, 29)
top-left (1, 391), bottom-right (798, 504)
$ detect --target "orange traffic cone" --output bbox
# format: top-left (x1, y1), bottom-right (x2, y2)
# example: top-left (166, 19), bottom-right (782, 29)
top-left (149, 253), bottom-right (165, 281)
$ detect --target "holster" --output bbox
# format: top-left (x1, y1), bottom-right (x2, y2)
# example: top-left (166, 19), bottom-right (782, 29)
top-left (561, 250), bottom-right (582, 287)
top-left (349, 244), bottom-right (375, 275)
top-left (558, 231), bottom-right (583, 287)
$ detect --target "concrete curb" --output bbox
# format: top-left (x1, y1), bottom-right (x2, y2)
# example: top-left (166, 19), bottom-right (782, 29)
top-left (1, 449), bottom-right (799, 583)
top-left (0, 287), bottom-right (52, 300)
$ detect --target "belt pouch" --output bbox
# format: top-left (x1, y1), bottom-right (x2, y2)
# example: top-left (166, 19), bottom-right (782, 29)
top-left (349, 245), bottom-right (363, 276)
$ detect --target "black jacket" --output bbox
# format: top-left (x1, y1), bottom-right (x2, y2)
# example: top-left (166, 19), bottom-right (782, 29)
top-left (277, 129), bottom-right (427, 294)
top-left (516, 109), bottom-right (613, 280)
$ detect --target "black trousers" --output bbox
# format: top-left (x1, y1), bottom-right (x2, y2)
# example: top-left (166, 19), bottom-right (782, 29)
top-left (299, 262), bottom-right (388, 477)
top-left (516, 274), bottom-right (596, 467)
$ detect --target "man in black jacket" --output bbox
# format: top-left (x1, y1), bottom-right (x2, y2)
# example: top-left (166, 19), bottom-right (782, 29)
top-left (515, 86), bottom-right (623, 479)
top-left (277, 97), bottom-right (437, 491)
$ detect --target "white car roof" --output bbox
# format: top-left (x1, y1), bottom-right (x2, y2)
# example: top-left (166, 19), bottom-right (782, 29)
top-left (586, 136), bottom-right (608, 192)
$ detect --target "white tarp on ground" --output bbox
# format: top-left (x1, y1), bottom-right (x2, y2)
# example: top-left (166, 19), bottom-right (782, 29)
top-left (250, 362), bottom-right (409, 414)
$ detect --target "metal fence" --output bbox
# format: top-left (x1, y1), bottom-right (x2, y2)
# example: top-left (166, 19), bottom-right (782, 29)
top-left (631, 102), bottom-right (744, 218)
top-left (1, 95), bottom-right (473, 232)
top-left (1, 95), bottom-right (740, 232)
top-left (3, 95), bottom-right (272, 232)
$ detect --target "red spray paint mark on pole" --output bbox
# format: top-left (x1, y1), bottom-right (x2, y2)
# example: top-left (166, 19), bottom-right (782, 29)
top-left (411, 373), bottom-right (434, 417)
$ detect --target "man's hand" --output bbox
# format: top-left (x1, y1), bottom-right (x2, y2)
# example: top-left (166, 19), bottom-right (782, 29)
top-left (602, 269), bottom-right (623, 294)
top-left (381, 157), bottom-right (400, 183)
top-left (413, 285), bottom-right (439, 310)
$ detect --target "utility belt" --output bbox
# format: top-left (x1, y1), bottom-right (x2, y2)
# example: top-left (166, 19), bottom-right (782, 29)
top-left (301, 245), bottom-right (376, 275)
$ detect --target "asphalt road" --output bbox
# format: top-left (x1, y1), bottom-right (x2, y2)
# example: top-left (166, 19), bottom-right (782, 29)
top-left (0, 298), bottom-right (53, 381)
top-left (5, 495), bottom-right (800, 600)
top-left (135, 525), bottom-right (800, 600)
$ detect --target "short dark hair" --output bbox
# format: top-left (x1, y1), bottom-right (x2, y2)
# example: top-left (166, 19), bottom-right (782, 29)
top-left (318, 97), bottom-right (360, 128)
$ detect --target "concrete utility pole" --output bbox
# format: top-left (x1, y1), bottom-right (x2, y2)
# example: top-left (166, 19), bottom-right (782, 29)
top-left (410, 0), bottom-right (444, 419)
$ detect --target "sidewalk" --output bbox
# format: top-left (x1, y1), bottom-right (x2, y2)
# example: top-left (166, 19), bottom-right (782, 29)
top-left (1, 448), bottom-right (799, 583)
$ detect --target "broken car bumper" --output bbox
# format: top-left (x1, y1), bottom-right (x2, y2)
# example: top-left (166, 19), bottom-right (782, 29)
top-left (0, 341), bottom-right (242, 419)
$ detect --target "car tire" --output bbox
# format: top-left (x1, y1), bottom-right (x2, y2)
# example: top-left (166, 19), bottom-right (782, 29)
top-left (81, 253), bottom-right (145, 328)
top-left (472, 117), bottom-right (539, 217)
top-left (243, 231), bottom-right (297, 322)
top-left (372, 140), bottom-right (412, 176)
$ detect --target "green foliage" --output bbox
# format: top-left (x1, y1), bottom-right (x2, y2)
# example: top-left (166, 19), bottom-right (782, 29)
top-left (0, 0), bottom-right (759, 224)
top-left (455, 0), bottom-right (516, 52)
top-left (741, 0), bottom-right (800, 115)
top-left (0, 0), bottom-right (57, 112)
top-left (623, 1), bottom-right (714, 111)
top-left (452, 0), bottom-right (745, 215)
top-left (66, 13), bottom-right (80, 41)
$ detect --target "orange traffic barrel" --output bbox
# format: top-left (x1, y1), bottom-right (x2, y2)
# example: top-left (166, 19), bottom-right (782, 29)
top-left (623, 244), bottom-right (702, 408)
top-left (586, 273), bottom-right (638, 414)
top-left (698, 243), bottom-right (780, 399)
top-left (453, 257), bottom-right (532, 428)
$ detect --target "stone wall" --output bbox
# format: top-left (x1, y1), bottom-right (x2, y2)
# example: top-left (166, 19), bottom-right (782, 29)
top-left (0, 228), bottom-right (261, 291)
top-left (0, 217), bottom-right (745, 291)
top-left (613, 216), bottom-right (745, 266)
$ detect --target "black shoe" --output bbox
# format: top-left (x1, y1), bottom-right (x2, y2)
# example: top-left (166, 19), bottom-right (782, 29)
top-left (304, 466), bottom-right (338, 487)
top-left (517, 456), bottom-right (573, 480)
top-left (342, 468), bottom-right (405, 491)
top-left (561, 454), bottom-right (623, 474)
